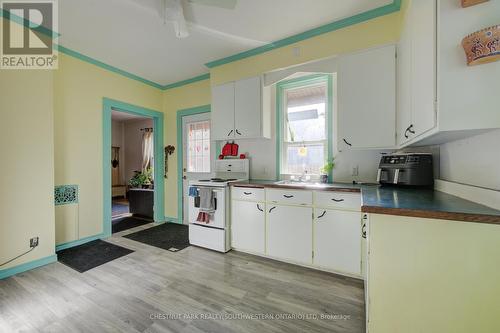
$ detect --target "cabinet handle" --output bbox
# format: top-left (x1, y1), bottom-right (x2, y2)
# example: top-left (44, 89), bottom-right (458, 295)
top-left (404, 126), bottom-right (410, 139)
top-left (408, 124), bottom-right (415, 134)
top-left (362, 223), bottom-right (367, 239)
top-left (317, 210), bottom-right (326, 219)
top-left (343, 138), bottom-right (352, 146)
top-left (256, 204), bottom-right (263, 212)
top-left (268, 206), bottom-right (276, 213)
top-left (283, 194), bottom-right (294, 198)
top-left (331, 198), bottom-right (344, 202)
top-left (227, 129), bottom-right (233, 136)
top-left (243, 192), bottom-right (252, 195)
top-left (236, 129), bottom-right (242, 135)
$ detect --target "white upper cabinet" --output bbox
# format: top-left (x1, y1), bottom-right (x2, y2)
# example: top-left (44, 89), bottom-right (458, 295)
top-left (337, 45), bottom-right (396, 150)
top-left (211, 76), bottom-right (270, 140)
top-left (211, 82), bottom-right (235, 140)
top-left (397, 0), bottom-right (436, 145)
top-left (234, 76), bottom-right (262, 139)
top-left (398, 0), bottom-right (499, 146)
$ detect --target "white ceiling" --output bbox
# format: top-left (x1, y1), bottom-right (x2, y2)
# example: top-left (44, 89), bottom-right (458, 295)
top-left (59, 0), bottom-right (392, 86)
top-left (112, 110), bottom-right (151, 122)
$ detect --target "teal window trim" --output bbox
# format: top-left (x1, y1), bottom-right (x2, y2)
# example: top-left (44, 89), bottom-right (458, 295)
top-left (103, 98), bottom-right (165, 237)
top-left (176, 105), bottom-right (211, 224)
top-left (276, 74), bottom-right (334, 182)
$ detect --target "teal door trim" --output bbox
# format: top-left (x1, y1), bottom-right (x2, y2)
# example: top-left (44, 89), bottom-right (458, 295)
top-left (176, 105), bottom-right (211, 224)
top-left (275, 74), bottom-right (334, 181)
top-left (103, 98), bottom-right (165, 236)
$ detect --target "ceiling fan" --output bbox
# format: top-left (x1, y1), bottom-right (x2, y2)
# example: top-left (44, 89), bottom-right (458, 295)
top-left (161, 0), bottom-right (237, 38)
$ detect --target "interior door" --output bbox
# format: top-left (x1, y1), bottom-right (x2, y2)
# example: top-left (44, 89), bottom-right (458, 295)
top-left (182, 113), bottom-right (215, 224)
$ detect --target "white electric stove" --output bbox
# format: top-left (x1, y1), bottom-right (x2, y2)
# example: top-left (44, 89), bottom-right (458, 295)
top-left (188, 159), bottom-right (249, 252)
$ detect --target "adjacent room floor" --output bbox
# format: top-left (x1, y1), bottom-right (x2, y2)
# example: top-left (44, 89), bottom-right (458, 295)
top-left (0, 223), bottom-right (365, 333)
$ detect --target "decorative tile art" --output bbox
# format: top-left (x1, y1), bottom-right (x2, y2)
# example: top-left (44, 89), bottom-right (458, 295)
top-left (54, 185), bottom-right (79, 205)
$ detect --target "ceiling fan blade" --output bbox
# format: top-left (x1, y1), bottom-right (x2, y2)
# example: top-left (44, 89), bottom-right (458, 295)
top-left (188, 0), bottom-right (237, 10)
top-left (164, 0), bottom-right (190, 38)
top-left (188, 22), bottom-right (268, 47)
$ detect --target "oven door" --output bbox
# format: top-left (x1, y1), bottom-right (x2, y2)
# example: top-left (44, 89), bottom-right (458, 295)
top-left (188, 187), bottom-right (226, 229)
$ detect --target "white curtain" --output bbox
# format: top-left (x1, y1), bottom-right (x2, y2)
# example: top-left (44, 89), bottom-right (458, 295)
top-left (141, 130), bottom-right (153, 172)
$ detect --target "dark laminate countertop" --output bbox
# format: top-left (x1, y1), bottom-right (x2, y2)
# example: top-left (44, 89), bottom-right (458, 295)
top-left (231, 180), bottom-right (500, 224)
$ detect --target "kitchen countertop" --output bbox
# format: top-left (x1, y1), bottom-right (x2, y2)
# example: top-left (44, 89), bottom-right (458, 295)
top-left (231, 180), bottom-right (500, 224)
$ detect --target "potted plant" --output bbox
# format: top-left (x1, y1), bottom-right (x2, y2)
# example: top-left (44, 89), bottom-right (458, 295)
top-left (129, 168), bottom-right (153, 188)
top-left (320, 158), bottom-right (335, 183)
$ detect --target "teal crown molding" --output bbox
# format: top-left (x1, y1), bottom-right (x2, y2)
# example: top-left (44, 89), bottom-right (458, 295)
top-left (0, 8), bottom-right (60, 39)
top-left (2, 1), bottom-right (401, 90)
top-left (163, 73), bottom-right (211, 90)
top-left (54, 184), bottom-right (79, 205)
top-left (205, 0), bottom-right (402, 68)
top-left (56, 45), bottom-right (210, 91)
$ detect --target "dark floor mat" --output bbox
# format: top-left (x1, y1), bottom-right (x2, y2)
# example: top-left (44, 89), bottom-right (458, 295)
top-left (123, 223), bottom-right (189, 252)
top-left (112, 202), bottom-right (129, 217)
top-left (57, 239), bottom-right (133, 273)
top-left (112, 216), bottom-right (152, 233)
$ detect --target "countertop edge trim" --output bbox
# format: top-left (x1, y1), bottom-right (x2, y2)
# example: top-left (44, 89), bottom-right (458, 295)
top-left (361, 206), bottom-right (500, 225)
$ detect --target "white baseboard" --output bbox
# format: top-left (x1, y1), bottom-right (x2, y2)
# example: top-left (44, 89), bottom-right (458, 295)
top-left (434, 179), bottom-right (500, 210)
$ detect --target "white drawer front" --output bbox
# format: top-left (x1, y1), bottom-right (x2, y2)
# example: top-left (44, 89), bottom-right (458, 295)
top-left (215, 160), bottom-right (245, 172)
top-left (189, 224), bottom-right (227, 252)
top-left (232, 187), bottom-right (265, 201)
top-left (314, 191), bottom-right (361, 210)
top-left (266, 188), bottom-right (312, 206)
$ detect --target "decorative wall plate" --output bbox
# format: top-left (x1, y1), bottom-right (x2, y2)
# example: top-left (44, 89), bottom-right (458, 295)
top-left (462, 25), bottom-right (499, 66)
top-left (461, 0), bottom-right (489, 8)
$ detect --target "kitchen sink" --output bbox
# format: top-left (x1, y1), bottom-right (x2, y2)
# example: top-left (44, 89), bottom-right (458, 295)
top-left (273, 180), bottom-right (333, 188)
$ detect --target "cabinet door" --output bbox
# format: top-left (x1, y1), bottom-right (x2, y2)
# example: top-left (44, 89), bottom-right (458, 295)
top-left (410, 0), bottom-right (436, 138)
top-left (267, 205), bottom-right (312, 265)
top-left (234, 76), bottom-right (262, 139)
top-left (231, 200), bottom-right (265, 254)
top-left (337, 45), bottom-right (396, 149)
top-left (211, 82), bottom-right (235, 140)
top-left (313, 209), bottom-right (361, 275)
top-left (397, 12), bottom-right (413, 146)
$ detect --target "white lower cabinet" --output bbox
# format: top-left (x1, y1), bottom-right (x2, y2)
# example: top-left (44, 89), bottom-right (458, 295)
top-left (313, 209), bottom-right (362, 275)
top-left (267, 205), bottom-right (313, 265)
top-left (231, 200), bottom-right (265, 254)
top-left (231, 187), bottom-right (363, 278)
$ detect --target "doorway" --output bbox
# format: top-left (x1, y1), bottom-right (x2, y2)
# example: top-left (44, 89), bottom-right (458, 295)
top-left (176, 105), bottom-right (211, 225)
top-left (110, 109), bottom-right (156, 233)
top-left (103, 98), bottom-right (164, 237)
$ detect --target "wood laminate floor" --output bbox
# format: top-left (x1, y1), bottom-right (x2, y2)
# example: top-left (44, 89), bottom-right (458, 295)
top-left (0, 223), bottom-right (365, 333)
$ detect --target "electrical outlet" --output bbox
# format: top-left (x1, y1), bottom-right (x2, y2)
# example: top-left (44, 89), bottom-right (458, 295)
top-left (30, 237), bottom-right (39, 248)
top-left (352, 166), bottom-right (359, 177)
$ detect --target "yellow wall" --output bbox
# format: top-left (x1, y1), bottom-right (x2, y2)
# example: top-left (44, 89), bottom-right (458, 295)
top-left (210, 10), bottom-right (403, 85)
top-left (53, 53), bottom-right (163, 241)
top-left (162, 8), bottom-right (405, 220)
top-left (162, 80), bottom-right (211, 219)
top-left (0, 69), bottom-right (55, 269)
top-left (368, 214), bottom-right (500, 333)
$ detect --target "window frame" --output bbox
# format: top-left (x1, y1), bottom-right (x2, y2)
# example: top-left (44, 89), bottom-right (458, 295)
top-left (186, 119), bottom-right (211, 174)
top-left (276, 74), bottom-right (333, 180)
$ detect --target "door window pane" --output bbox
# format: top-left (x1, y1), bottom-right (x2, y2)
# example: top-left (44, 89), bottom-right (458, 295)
top-left (187, 120), bottom-right (210, 173)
